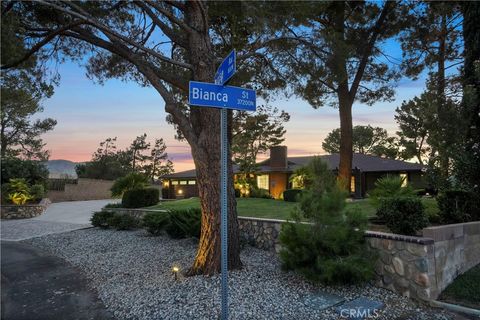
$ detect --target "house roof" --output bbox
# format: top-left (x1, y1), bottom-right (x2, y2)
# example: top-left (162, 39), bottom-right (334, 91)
top-left (163, 153), bottom-right (424, 179)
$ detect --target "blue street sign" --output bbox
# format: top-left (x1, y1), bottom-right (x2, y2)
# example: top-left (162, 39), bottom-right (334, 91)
top-left (189, 81), bottom-right (256, 111)
top-left (215, 50), bottom-right (236, 85)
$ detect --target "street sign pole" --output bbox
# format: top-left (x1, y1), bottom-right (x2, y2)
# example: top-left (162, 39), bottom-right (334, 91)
top-left (220, 107), bottom-right (228, 320)
top-left (189, 50), bottom-right (254, 320)
top-left (216, 75), bottom-right (229, 320)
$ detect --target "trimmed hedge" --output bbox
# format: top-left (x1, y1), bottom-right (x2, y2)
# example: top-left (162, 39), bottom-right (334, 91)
top-left (122, 187), bottom-right (159, 208)
top-left (437, 190), bottom-right (479, 223)
top-left (377, 197), bottom-right (428, 236)
top-left (283, 189), bottom-right (303, 202)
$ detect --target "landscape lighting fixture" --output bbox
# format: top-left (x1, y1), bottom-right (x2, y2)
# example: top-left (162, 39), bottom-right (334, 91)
top-left (172, 266), bottom-right (179, 280)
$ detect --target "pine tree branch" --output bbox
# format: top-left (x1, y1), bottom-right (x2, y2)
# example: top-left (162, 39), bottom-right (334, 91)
top-left (35, 0), bottom-right (193, 70)
top-left (349, 1), bottom-right (396, 100)
top-left (134, 1), bottom-right (188, 48)
top-left (1, 21), bottom-right (83, 69)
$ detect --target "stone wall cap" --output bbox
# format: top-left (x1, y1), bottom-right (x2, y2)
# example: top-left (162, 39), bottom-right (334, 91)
top-left (103, 208), bottom-right (169, 213)
top-left (238, 216), bottom-right (288, 224)
top-left (423, 221), bottom-right (480, 231)
top-left (365, 231), bottom-right (434, 245)
top-left (1, 204), bottom-right (46, 208)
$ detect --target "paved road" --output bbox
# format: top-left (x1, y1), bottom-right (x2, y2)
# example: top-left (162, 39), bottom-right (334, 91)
top-left (1, 241), bottom-right (114, 320)
top-left (1, 199), bottom-right (119, 241)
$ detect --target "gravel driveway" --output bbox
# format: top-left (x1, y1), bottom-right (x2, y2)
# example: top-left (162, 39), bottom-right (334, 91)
top-left (1, 199), bottom-right (118, 241)
top-left (23, 228), bottom-right (460, 320)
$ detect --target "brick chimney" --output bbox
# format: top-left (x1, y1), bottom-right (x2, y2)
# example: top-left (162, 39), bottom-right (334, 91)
top-left (269, 146), bottom-right (288, 169)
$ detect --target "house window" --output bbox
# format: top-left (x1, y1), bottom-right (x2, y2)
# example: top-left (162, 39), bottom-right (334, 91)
top-left (179, 180), bottom-right (187, 185)
top-left (257, 174), bottom-right (269, 190)
top-left (350, 176), bottom-right (355, 193)
top-left (188, 180), bottom-right (196, 185)
top-left (400, 173), bottom-right (408, 187)
top-left (171, 180), bottom-right (179, 185)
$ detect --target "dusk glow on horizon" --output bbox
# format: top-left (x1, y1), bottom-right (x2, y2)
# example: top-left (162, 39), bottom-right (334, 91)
top-left (41, 61), bottom-right (427, 173)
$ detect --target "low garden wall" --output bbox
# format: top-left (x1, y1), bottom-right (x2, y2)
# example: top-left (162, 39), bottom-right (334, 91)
top-left (103, 207), bottom-right (480, 303)
top-left (103, 207), bottom-right (168, 219)
top-left (1, 198), bottom-right (51, 219)
top-left (237, 217), bottom-right (480, 302)
top-left (238, 216), bottom-right (283, 251)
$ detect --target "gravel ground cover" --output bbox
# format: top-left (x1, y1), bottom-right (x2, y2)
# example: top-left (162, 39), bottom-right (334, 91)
top-left (24, 229), bottom-right (458, 320)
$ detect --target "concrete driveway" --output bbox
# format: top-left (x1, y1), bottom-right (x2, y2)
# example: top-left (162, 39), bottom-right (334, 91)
top-left (1, 199), bottom-right (119, 241)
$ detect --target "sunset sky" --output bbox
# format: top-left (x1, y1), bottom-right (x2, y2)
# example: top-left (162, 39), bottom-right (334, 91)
top-left (40, 59), bottom-right (427, 173)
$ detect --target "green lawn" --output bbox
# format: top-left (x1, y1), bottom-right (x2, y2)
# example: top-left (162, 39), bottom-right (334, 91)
top-left (439, 264), bottom-right (480, 309)
top-left (149, 197), bottom-right (298, 220)
top-left (149, 197), bottom-right (439, 221)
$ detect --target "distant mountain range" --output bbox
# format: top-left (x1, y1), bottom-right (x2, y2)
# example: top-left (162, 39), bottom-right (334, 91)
top-left (45, 160), bottom-right (81, 178)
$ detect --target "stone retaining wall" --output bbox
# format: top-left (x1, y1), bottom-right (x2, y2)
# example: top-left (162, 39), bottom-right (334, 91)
top-left (422, 222), bottom-right (480, 295)
top-left (238, 216), bottom-right (283, 251)
top-left (1, 198), bottom-right (51, 219)
top-left (103, 207), bottom-right (168, 219)
top-left (365, 232), bottom-right (436, 301)
top-left (101, 207), bottom-right (480, 302)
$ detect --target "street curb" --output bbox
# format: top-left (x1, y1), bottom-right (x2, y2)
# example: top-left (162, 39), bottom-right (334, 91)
top-left (430, 300), bottom-right (480, 318)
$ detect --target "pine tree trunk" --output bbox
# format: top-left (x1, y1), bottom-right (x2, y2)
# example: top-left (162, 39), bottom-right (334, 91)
top-left (338, 94), bottom-right (353, 190)
top-left (437, 11), bottom-right (449, 180)
top-left (331, 1), bottom-right (352, 191)
top-left (185, 2), bottom-right (241, 275)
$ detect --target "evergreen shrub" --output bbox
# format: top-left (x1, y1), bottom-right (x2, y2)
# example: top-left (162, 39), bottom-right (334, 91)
top-left (279, 157), bottom-right (374, 285)
top-left (142, 208), bottom-right (201, 238)
top-left (437, 190), bottom-right (479, 223)
top-left (283, 189), bottom-right (303, 202)
top-left (377, 197), bottom-right (428, 235)
top-left (108, 213), bottom-right (139, 230)
top-left (91, 211), bottom-right (115, 229)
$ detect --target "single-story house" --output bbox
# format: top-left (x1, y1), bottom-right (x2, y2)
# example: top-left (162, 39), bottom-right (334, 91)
top-left (161, 146), bottom-right (425, 199)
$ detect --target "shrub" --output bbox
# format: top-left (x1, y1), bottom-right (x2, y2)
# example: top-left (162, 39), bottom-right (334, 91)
top-left (91, 211), bottom-right (115, 229)
top-left (283, 189), bottom-right (303, 202)
top-left (250, 187), bottom-right (272, 199)
top-left (103, 202), bottom-right (123, 209)
top-left (165, 208), bottom-right (201, 238)
top-left (142, 208), bottom-right (201, 238)
top-left (142, 212), bottom-right (170, 236)
top-left (122, 188), bottom-right (159, 208)
top-left (234, 188), bottom-right (241, 198)
top-left (369, 175), bottom-right (416, 207)
top-left (1, 157), bottom-right (48, 186)
top-left (377, 197), bottom-right (428, 235)
top-left (6, 178), bottom-right (32, 205)
top-left (111, 172), bottom-right (150, 197)
top-left (30, 184), bottom-right (45, 201)
top-left (279, 157), bottom-right (374, 285)
top-left (1, 183), bottom-right (10, 203)
top-left (8, 192), bottom-right (32, 205)
top-left (108, 213), bottom-right (139, 230)
top-left (9, 178), bottom-right (30, 194)
top-left (437, 190), bottom-right (479, 223)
